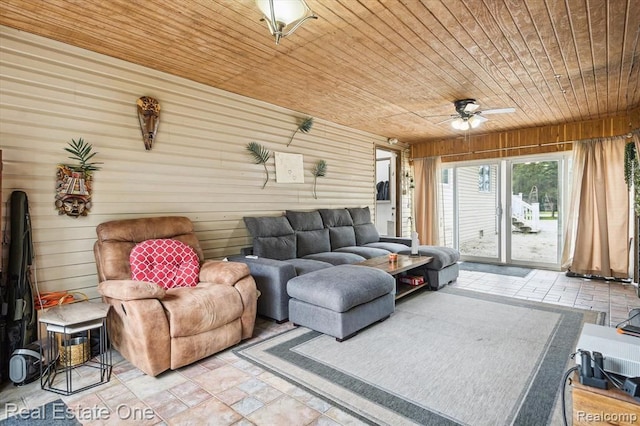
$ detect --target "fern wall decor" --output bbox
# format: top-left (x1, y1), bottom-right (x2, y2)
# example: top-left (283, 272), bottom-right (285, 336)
top-left (312, 159), bottom-right (327, 199)
top-left (246, 142), bottom-right (272, 189)
top-left (287, 117), bottom-right (313, 147)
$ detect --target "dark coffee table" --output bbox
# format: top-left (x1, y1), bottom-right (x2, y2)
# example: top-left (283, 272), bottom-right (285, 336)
top-left (357, 254), bottom-right (433, 299)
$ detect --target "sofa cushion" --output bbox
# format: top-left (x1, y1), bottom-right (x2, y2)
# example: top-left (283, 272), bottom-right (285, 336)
top-left (244, 215), bottom-right (293, 237)
top-left (396, 246), bottom-right (461, 270)
top-left (163, 284), bottom-right (243, 337)
top-left (254, 235), bottom-right (297, 260)
top-left (319, 208), bottom-right (353, 227)
top-left (244, 216), bottom-right (297, 260)
top-left (283, 258), bottom-right (333, 275)
top-left (365, 241), bottom-right (411, 253)
top-left (354, 223), bottom-right (380, 245)
top-left (286, 210), bottom-right (324, 231)
top-left (328, 226), bottom-right (356, 250)
top-left (334, 246), bottom-right (390, 259)
top-left (347, 206), bottom-right (372, 225)
top-left (297, 229), bottom-right (331, 257)
top-left (287, 265), bottom-right (395, 312)
top-left (130, 239), bottom-right (200, 289)
top-left (303, 251), bottom-right (365, 265)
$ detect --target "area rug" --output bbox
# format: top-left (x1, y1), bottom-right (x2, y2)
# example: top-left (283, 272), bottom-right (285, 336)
top-left (458, 262), bottom-right (533, 278)
top-left (0, 399), bottom-right (79, 425)
top-left (235, 288), bottom-right (604, 426)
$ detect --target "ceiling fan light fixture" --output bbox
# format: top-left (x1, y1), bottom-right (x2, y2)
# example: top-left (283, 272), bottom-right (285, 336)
top-left (256, 0), bottom-right (318, 45)
top-left (451, 117), bottom-right (469, 130)
top-left (468, 114), bottom-right (488, 128)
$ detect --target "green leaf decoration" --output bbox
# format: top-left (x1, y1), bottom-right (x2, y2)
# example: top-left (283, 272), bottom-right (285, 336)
top-left (64, 137), bottom-right (102, 175)
top-left (312, 159), bottom-right (327, 199)
top-left (624, 141), bottom-right (640, 215)
top-left (246, 142), bottom-right (272, 189)
top-left (287, 117), bottom-right (314, 147)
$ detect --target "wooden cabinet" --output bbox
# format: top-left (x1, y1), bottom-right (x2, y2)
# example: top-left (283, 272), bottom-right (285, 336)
top-left (572, 372), bottom-right (640, 425)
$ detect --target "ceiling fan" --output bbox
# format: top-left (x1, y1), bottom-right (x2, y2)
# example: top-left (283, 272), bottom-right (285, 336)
top-left (434, 99), bottom-right (516, 130)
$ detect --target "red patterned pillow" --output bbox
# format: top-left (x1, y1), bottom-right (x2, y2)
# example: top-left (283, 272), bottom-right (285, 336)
top-left (130, 239), bottom-right (200, 289)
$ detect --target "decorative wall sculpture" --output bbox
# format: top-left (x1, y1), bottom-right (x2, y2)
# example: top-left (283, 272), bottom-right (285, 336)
top-left (246, 142), bottom-right (272, 189)
top-left (55, 138), bottom-right (101, 217)
top-left (136, 96), bottom-right (161, 150)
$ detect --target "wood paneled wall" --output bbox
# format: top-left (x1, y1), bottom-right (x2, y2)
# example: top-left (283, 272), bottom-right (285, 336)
top-left (0, 26), bottom-right (390, 300)
top-left (412, 107), bottom-right (640, 162)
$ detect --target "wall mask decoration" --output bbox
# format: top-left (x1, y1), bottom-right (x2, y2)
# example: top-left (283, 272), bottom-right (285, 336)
top-left (136, 96), bottom-right (161, 150)
top-left (55, 138), bottom-right (101, 218)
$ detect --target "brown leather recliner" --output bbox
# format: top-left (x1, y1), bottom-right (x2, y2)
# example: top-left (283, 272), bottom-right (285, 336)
top-left (93, 216), bottom-right (257, 376)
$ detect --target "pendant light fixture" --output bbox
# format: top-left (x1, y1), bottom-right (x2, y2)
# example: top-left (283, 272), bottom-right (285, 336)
top-left (255, 0), bottom-right (318, 45)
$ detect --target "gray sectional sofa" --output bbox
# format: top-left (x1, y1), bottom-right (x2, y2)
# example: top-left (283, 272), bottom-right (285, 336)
top-left (231, 207), bottom-right (459, 322)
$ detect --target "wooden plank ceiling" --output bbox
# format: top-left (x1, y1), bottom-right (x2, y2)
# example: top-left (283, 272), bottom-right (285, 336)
top-left (1, 0), bottom-right (638, 144)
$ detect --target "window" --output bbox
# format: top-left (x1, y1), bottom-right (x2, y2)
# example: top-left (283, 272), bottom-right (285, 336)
top-left (441, 168), bottom-right (450, 184)
top-left (478, 165), bottom-right (491, 192)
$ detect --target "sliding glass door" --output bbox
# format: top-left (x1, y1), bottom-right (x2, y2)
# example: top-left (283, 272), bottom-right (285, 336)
top-left (509, 159), bottom-right (562, 267)
top-left (455, 163), bottom-right (501, 263)
top-left (440, 154), bottom-right (566, 269)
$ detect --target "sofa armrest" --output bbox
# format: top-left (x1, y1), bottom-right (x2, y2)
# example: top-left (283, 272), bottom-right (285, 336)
top-left (200, 260), bottom-right (251, 285)
top-left (228, 255), bottom-right (297, 322)
top-left (98, 280), bottom-right (166, 301)
top-left (379, 236), bottom-right (411, 246)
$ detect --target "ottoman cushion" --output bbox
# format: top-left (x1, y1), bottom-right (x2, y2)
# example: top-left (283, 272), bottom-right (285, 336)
top-left (287, 265), bottom-right (394, 313)
top-left (397, 246), bottom-right (460, 270)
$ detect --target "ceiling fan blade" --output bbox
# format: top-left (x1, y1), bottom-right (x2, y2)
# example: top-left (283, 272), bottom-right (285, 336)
top-left (435, 116), bottom-right (455, 125)
top-left (480, 107), bottom-right (516, 115)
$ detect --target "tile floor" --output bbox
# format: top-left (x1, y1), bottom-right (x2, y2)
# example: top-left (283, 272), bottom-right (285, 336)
top-left (1, 268), bottom-right (638, 425)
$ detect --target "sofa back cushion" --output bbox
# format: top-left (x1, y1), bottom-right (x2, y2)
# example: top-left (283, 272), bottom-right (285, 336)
top-left (346, 207), bottom-right (380, 245)
top-left (354, 223), bottom-right (380, 245)
top-left (243, 216), bottom-right (296, 260)
top-left (130, 239), bottom-right (200, 289)
top-left (318, 209), bottom-right (356, 249)
top-left (319, 208), bottom-right (353, 227)
top-left (286, 210), bottom-right (331, 257)
top-left (347, 206), bottom-right (372, 225)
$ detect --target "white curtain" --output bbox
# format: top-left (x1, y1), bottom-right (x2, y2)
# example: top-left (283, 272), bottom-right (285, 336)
top-left (414, 157), bottom-right (441, 245)
top-left (561, 136), bottom-right (629, 278)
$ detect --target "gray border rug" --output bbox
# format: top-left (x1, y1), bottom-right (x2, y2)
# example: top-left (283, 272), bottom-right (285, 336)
top-left (0, 399), bottom-right (79, 425)
top-left (458, 262), bottom-right (533, 278)
top-left (236, 288), bottom-right (604, 426)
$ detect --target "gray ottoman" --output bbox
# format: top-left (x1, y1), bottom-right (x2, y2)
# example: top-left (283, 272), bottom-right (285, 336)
top-left (287, 265), bottom-right (395, 341)
top-left (397, 246), bottom-right (460, 290)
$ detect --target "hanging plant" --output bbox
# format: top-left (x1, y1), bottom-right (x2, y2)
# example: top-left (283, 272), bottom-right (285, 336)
top-left (312, 159), bottom-right (327, 199)
top-left (246, 142), bottom-right (272, 189)
top-left (287, 117), bottom-right (314, 147)
top-left (624, 141), bottom-right (640, 215)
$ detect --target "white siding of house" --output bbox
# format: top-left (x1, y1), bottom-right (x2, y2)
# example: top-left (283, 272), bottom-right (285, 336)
top-left (0, 26), bottom-right (389, 300)
top-left (457, 165), bottom-right (498, 244)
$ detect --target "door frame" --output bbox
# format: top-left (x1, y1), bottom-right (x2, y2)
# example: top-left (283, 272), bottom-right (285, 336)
top-left (375, 146), bottom-right (402, 236)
